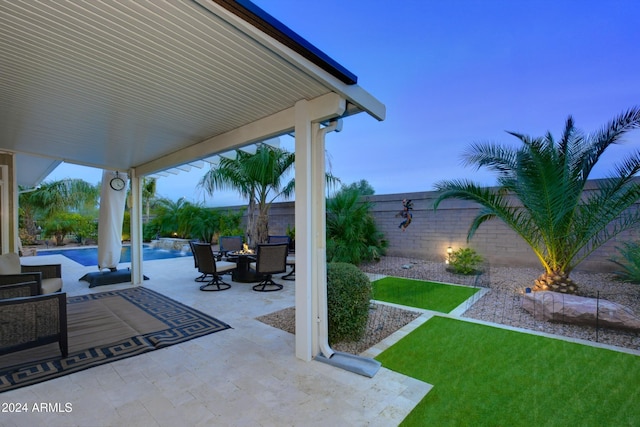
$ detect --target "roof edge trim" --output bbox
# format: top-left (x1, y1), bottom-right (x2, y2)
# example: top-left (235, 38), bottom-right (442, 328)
top-left (212, 0), bottom-right (358, 85)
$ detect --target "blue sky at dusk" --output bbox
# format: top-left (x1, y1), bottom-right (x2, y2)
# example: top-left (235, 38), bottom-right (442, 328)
top-left (48, 0), bottom-right (640, 206)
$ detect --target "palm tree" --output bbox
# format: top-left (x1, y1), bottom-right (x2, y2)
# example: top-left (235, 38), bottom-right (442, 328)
top-left (141, 177), bottom-right (157, 221)
top-left (19, 179), bottom-right (99, 243)
top-left (434, 108), bottom-right (640, 294)
top-left (198, 145), bottom-right (296, 245)
top-left (326, 187), bottom-right (387, 264)
top-left (23, 179), bottom-right (99, 217)
top-left (151, 197), bottom-right (193, 238)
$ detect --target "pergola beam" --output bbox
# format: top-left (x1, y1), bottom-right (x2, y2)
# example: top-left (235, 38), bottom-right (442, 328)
top-left (135, 92), bottom-right (345, 177)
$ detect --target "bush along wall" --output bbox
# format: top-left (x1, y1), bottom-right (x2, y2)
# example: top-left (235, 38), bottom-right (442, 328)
top-left (326, 262), bottom-right (372, 344)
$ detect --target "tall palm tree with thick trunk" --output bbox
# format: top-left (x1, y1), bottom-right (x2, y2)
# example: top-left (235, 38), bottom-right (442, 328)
top-left (198, 145), bottom-right (296, 245)
top-left (434, 108), bottom-right (640, 294)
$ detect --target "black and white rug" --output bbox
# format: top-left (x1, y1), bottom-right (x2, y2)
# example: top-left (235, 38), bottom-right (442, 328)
top-left (0, 287), bottom-right (231, 393)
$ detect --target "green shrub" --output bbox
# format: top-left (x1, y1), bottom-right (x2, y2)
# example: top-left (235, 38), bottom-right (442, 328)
top-left (447, 247), bottom-right (483, 275)
top-left (326, 187), bottom-right (387, 265)
top-left (610, 241), bottom-right (640, 283)
top-left (326, 262), bottom-right (372, 344)
top-left (216, 209), bottom-right (245, 239)
top-left (143, 222), bottom-right (160, 242)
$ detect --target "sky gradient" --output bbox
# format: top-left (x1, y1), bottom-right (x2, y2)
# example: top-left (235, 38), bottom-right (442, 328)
top-left (48, 0), bottom-right (640, 206)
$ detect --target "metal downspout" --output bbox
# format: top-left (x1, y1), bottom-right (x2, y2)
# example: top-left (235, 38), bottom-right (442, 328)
top-left (316, 119), bottom-right (341, 360)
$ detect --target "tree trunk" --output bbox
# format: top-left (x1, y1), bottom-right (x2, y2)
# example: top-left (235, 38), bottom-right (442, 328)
top-left (246, 199), bottom-right (257, 245)
top-left (533, 271), bottom-right (578, 294)
top-left (54, 232), bottom-right (65, 246)
top-left (255, 209), bottom-right (269, 245)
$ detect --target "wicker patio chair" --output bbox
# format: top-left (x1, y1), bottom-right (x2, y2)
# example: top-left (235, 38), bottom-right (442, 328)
top-left (0, 280), bottom-right (41, 299)
top-left (0, 291), bottom-right (68, 357)
top-left (0, 252), bottom-right (63, 294)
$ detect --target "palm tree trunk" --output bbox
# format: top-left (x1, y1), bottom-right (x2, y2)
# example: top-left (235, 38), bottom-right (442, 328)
top-left (533, 271), bottom-right (578, 294)
top-left (246, 199), bottom-right (257, 246)
top-left (255, 209), bottom-right (269, 245)
top-left (55, 232), bottom-right (65, 246)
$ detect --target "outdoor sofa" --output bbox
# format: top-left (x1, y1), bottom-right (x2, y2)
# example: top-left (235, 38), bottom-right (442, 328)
top-left (0, 252), bottom-right (63, 294)
top-left (0, 280), bottom-right (68, 357)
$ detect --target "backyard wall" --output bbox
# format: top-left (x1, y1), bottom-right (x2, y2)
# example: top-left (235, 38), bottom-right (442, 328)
top-left (223, 181), bottom-right (640, 273)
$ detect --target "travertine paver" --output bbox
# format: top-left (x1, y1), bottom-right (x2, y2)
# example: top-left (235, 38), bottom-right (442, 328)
top-left (5, 255), bottom-right (432, 427)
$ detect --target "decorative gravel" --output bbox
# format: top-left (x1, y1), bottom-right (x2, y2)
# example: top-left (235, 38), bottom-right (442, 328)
top-left (257, 304), bottom-right (422, 355)
top-left (258, 257), bottom-right (640, 355)
top-left (361, 257), bottom-right (640, 352)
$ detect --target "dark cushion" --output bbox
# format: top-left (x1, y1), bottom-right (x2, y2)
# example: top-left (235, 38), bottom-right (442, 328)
top-left (79, 270), bottom-right (149, 287)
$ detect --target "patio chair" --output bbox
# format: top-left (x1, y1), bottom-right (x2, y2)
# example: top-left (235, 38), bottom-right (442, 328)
top-left (0, 287), bottom-right (68, 357)
top-left (268, 235), bottom-right (295, 280)
top-left (188, 240), bottom-right (210, 282)
top-left (192, 243), bottom-right (236, 291)
top-left (0, 252), bottom-right (63, 294)
top-left (283, 254), bottom-right (295, 281)
top-left (249, 243), bottom-right (288, 292)
top-left (267, 235), bottom-right (289, 245)
top-left (216, 236), bottom-right (243, 260)
top-left (0, 280), bottom-right (40, 299)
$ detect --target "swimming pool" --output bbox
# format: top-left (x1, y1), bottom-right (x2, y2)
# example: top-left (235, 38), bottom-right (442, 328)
top-left (37, 245), bottom-right (191, 266)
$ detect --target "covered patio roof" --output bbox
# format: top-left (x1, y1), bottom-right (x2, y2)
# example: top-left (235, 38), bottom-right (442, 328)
top-left (1, 0), bottom-right (385, 364)
top-left (1, 0), bottom-right (384, 186)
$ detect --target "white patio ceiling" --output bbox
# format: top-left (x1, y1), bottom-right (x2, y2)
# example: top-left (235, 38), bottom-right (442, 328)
top-left (0, 0), bottom-right (384, 187)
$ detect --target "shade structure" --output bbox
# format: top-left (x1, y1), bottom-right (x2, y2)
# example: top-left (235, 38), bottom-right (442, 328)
top-left (0, 0), bottom-right (385, 364)
top-left (97, 170), bottom-right (128, 271)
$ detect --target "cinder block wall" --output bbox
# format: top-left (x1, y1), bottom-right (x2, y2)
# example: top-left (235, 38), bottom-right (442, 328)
top-left (364, 187), bottom-right (639, 273)
top-left (225, 183), bottom-right (640, 273)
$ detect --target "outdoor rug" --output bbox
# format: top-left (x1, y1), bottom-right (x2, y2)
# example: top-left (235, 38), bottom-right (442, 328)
top-left (0, 287), bottom-right (231, 393)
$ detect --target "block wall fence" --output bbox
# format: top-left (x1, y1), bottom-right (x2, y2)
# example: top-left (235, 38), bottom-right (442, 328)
top-left (222, 183), bottom-right (640, 273)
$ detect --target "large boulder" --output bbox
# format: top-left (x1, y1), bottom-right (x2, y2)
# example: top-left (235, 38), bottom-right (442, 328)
top-left (522, 291), bottom-right (640, 331)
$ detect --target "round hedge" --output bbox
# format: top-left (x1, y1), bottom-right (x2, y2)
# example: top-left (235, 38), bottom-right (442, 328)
top-left (326, 262), bottom-right (372, 344)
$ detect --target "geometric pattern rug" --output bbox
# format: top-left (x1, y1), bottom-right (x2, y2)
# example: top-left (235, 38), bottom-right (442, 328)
top-left (0, 287), bottom-right (231, 393)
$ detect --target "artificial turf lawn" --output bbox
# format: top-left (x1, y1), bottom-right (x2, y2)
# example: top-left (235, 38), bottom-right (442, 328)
top-left (376, 316), bottom-right (640, 427)
top-left (372, 276), bottom-right (479, 313)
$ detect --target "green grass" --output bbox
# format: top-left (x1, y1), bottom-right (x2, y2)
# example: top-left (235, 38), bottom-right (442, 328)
top-left (372, 276), bottom-right (479, 313)
top-left (376, 316), bottom-right (640, 426)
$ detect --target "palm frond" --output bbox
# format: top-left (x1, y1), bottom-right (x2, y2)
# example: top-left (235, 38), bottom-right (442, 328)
top-left (434, 107), bottom-right (640, 278)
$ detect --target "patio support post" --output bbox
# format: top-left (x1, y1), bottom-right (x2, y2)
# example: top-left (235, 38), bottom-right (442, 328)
top-left (294, 99), bottom-right (315, 361)
top-left (294, 95), bottom-right (346, 361)
top-left (129, 169), bottom-right (144, 285)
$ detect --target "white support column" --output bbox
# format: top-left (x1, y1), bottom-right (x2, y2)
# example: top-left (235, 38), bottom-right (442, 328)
top-left (129, 169), bottom-right (144, 285)
top-left (294, 96), bottom-right (347, 361)
top-left (294, 99), bottom-right (314, 361)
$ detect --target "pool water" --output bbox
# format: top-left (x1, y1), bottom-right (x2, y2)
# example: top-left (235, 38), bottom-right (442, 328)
top-left (37, 245), bottom-right (191, 266)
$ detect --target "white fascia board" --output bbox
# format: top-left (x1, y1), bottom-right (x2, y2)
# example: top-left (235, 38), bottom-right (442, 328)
top-left (135, 92), bottom-right (345, 176)
top-left (193, 0), bottom-right (385, 122)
